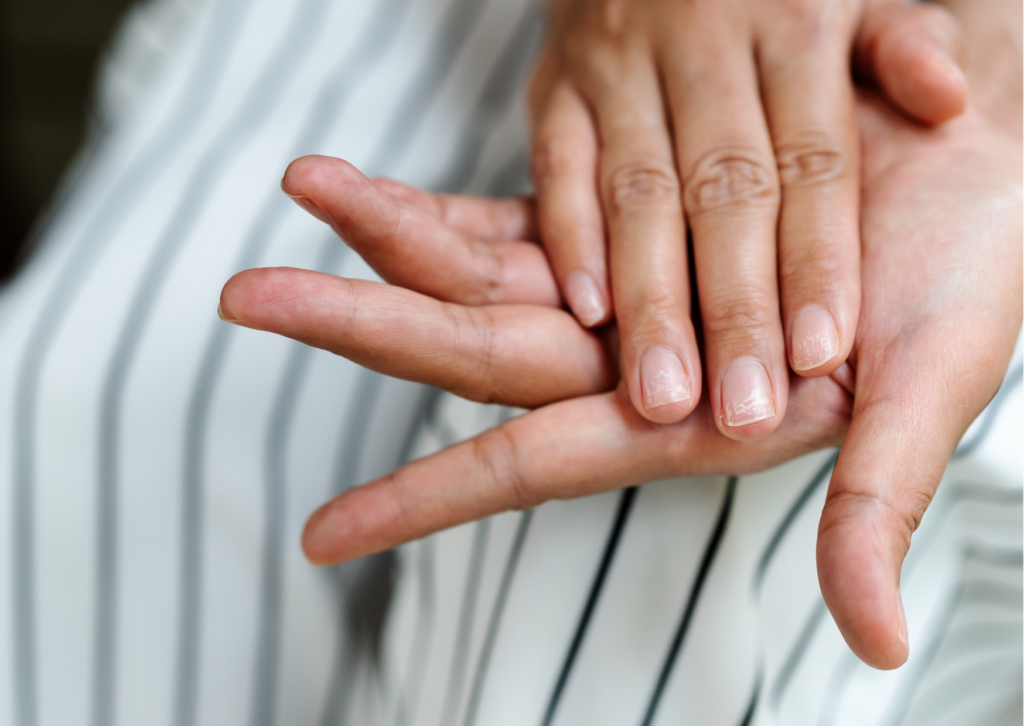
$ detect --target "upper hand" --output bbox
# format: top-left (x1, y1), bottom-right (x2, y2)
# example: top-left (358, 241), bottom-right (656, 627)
top-left (530, 0), bottom-right (968, 439)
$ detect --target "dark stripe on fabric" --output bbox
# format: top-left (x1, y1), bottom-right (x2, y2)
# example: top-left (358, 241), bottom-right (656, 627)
top-left (171, 2), bottom-right (417, 724)
top-left (318, 380), bottom-right (438, 726)
top-left (10, 2), bottom-right (251, 724)
top-left (244, 0), bottom-right (531, 719)
top-left (737, 668), bottom-right (763, 726)
top-left (540, 487), bottom-right (639, 726)
top-left (769, 600), bottom-right (827, 708)
top-left (754, 452), bottom-right (837, 593)
top-left (252, 236), bottom-right (349, 726)
top-left (461, 509), bottom-right (534, 726)
top-left (438, 520), bottom-right (491, 726)
top-left (394, 538), bottom-right (437, 726)
top-left (640, 477), bottom-right (738, 726)
top-left (364, 0), bottom-right (490, 175)
top-left (315, 368), bottom-right (385, 726)
top-left (432, 2), bottom-right (542, 192)
top-left (98, 3), bottom-right (331, 724)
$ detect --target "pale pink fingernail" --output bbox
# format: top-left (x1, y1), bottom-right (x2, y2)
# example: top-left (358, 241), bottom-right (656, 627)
top-left (640, 347), bottom-right (690, 410)
top-left (896, 592), bottom-right (908, 649)
top-left (722, 358), bottom-right (775, 427)
top-left (790, 306), bottom-right (839, 371)
top-left (564, 272), bottom-right (606, 327)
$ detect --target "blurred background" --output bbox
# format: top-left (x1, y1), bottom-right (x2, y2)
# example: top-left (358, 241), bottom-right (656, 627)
top-left (0, 0), bottom-right (135, 281)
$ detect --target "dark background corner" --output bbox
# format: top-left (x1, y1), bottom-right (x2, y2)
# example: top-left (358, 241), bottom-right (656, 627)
top-left (0, 0), bottom-right (135, 281)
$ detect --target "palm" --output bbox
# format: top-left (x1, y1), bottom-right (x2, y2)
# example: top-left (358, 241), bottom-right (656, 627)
top-left (816, 91), bottom-right (1022, 668)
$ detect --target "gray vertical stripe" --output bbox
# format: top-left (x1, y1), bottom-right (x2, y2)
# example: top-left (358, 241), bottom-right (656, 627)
top-left (315, 368), bottom-right (387, 726)
top-left (174, 0), bottom-right (417, 719)
top-left (430, 2), bottom-right (542, 192)
top-left (460, 509), bottom-right (534, 726)
top-left (436, 519), bottom-right (491, 726)
top-left (251, 236), bottom-right (351, 726)
top-left (263, 4), bottom-right (537, 720)
top-left (10, 0), bottom-right (251, 724)
top-left (640, 477), bottom-right (737, 726)
top-left (540, 486), bottom-right (639, 726)
top-left (88, 1), bottom-right (332, 724)
top-left (393, 539), bottom-right (438, 726)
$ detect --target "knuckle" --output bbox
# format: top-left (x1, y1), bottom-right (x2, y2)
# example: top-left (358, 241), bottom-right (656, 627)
top-left (441, 304), bottom-right (499, 398)
top-left (605, 161), bottom-right (680, 214)
top-left (683, 149), bottom-right (777, 216)
top-left (775, 136), bottom-right (849, 189)
top-left (779, 242), bottom-right (846, 286)
top-left (467, 240), bottom-right (511, 304)
top-left (819, 488), bottom-right (926, 551)
top-left (531, 136), bottom-right (590, 184)
top-left (700, 289), bottom-right (777, 339)
top-left (471, 424), bottom-right (535, 511)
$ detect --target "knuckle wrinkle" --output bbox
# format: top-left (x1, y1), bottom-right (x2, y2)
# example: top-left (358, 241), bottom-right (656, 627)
top-left (684, 151), bottom-right (776, 215)
top-left (606, 162), bottom-right (680, 213)
top-left (776, 140), bottom-right (847, 188)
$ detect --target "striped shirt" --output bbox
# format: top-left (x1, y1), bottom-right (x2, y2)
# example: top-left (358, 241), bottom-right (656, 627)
top-left (0, 0), bottom-right (1020, 725)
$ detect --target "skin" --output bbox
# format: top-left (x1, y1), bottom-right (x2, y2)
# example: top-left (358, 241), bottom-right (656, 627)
top-left (529, 0), bottom-right (968, 441)
top-left (219, 0), bottom-right (1021, 671)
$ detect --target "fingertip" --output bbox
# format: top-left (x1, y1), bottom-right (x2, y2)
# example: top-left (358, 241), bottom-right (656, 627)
top-left (564, 271), bottom-right (611, 327)
top-left (870, 5), bottom-right (968, 125)
top-left (635, 345), bottom-right (699, 424)
top-left (717, 358), bottom-right (784, 440)
top-left (301, 504), bottom-right (336, 566)
top-left (789, 306), bottom-right (846, 377)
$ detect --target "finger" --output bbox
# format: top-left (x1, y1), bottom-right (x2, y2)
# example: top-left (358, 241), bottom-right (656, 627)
top-left (302, 373), bottom-right (851, 565)
top-left (756, 6), bottom-right (861, 377)
top-left (856, 1), bottom-right (967, 125)
top-left (661, 29), bottom-right (788, 440)
top-left (371, 177), bottom-right (540, 242)
top-left (816, 335), bottom-right (1000, 670)
top-left (281, 155), bottom-right (559, 306)
top-left (588, 56), bottom-right (701, 424)
top-left (531, 82), bottom-right (611, 327)
top-left (219, 267), bottom-right (615, 408)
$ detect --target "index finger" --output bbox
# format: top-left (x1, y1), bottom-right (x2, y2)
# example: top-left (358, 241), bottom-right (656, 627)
top-left (302, 373), bottom-right (852, 565)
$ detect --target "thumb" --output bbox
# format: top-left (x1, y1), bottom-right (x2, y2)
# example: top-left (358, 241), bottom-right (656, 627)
top-left (855, 1), bottom-right (968, 125)
top-left (816, 353), bottom-right (973, 669)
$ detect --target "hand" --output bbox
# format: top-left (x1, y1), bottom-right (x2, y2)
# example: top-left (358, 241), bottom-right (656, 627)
top-left (530, 0), bottom-right (967, 439)
top-left (219, 154), bottom-right (851, 563)
top-left (815, 5), bottom-right (1022, 668)
top-left (219, 0), bottom-right (1020, 674)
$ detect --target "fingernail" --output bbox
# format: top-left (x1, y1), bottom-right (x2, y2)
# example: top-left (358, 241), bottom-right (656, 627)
top-left (564, 272), bottom-right (606, 327)
top-left (932, 48), bottom-right (967, 91)
top-left (896, 592), bottom-right (908, 649)
top-left (217, 304), bottom-right (238, 324)
top-left (281, 179), bottom-right (332, 225)
top-left (790, 306), bottom-right (839, 371)
top-left (640, 346), bottom-right (690, 410)
top-left (721, 358), bottom-right (775, 427)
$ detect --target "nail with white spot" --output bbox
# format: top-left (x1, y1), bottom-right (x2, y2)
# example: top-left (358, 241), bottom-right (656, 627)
top-left (564, 271), bottom-right (606, 327)
top-left (722, 358), bottom-right (774, 427)
top-left (790, 306), bottom-right (839, 371)
top-left (640, 347), bottom-right (690, 410)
